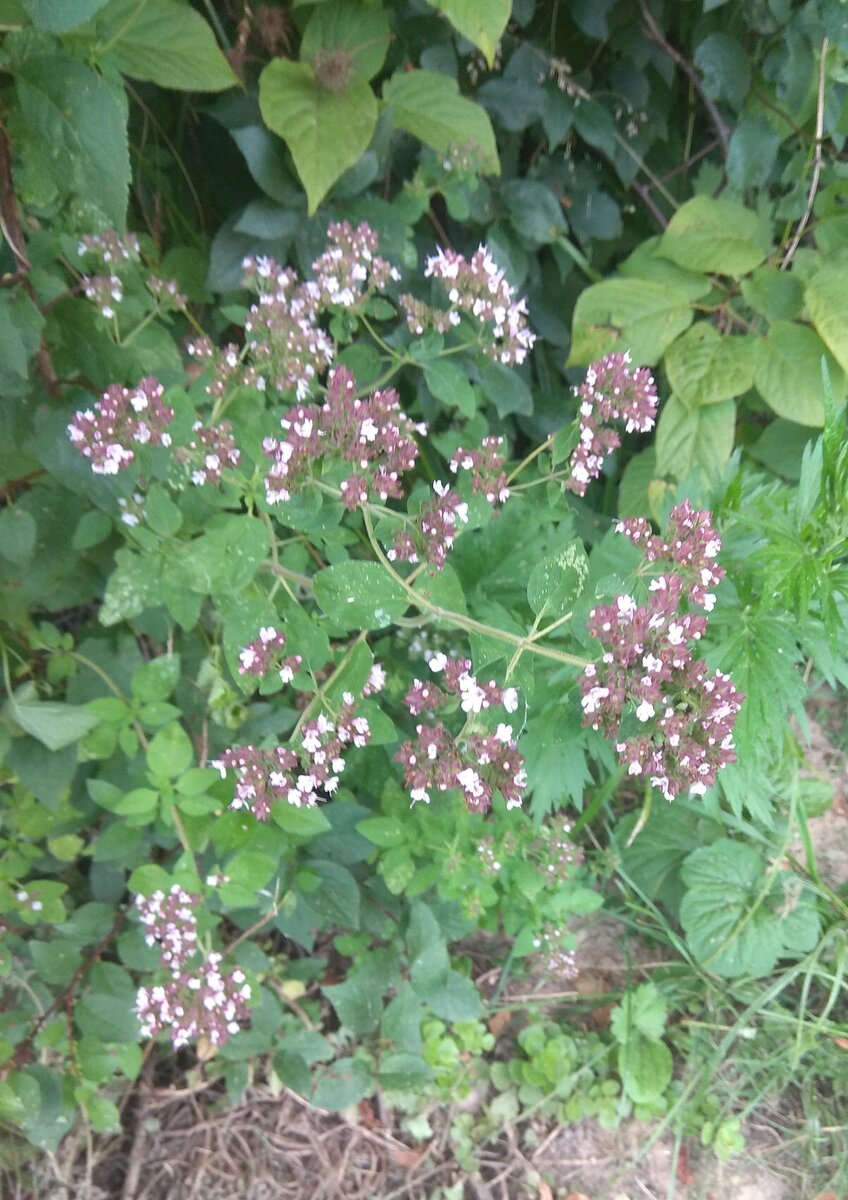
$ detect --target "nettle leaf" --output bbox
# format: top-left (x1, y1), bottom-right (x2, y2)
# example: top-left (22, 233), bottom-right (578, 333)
top-left (424, 0), bottom-right (510, 66)
top-left (654, 395), bottom-right (735, 478)
top-left (313, 561), bottom-right (408, 630)
top-left (754, 322), bottom-right (845, 426)
top-left (259, 59), bottom-right (378, 215)
top-left (805, 265), bottom-right (848, 374)
top-left (680, 839), bottom-right (820, 978)
top-left (664, 325), bottom-right (757, 407)
top-left (382, 70), bottom-right (500, 175)
top-left (657, 195), bottom-right (767, 277)
top-left (527, 541), bottom-right (588, 617)
top-left (300, 0), bottom-right (391, 81)
top-left (568, 278), bottom-right (695, 367)
top-left (94, 0), bottom-right (237, 92)
top-left (727, 114), bottom-right (780, 191)
top-left (22, 0), bottom-right (109, 30)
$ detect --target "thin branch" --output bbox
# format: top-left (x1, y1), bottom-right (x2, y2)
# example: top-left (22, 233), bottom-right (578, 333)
top-left (781, 37), bottom-right (829, 269)
top-left (639, 1), bottom-right (730, 159)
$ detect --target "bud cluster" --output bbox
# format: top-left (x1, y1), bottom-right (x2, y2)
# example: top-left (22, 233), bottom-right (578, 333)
top-left (146, 275), bottom-right (187, 310)
top-left (388, 481), bottom-right (469, 570)
top-left (404, 652), bottom-right (519, 717)
top-left (177, 420), bottom-right (242, 488)
top-left (311, 220), bottom-right (401, 308)
top-left (580, 503), bottom-right (742, 801)
top-left (566, 353), bottom-right (658, 496)
top-left (450, 436), bottom-right (510, 505)
top-left (217, 693), bottom-right (371, 821)
top-left (83, 274), bottom-right (123, 320)
top-left (237, 626), bottom-right (302, 685)
top-left (263, 364), bottom-right (422, 508)
top-left (403, 245), bottom-right (536, 366)
top-left (68, 377), bottom-right (173, 474)
top-left (134, 885), bottom-right (251, 1050)
top-left (78, 231), bottom-right (141, 267)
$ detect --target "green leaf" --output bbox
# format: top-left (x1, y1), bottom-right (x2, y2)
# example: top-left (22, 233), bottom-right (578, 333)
top-left (664, 325), bottom-right (757, 407)
top-left (740, 267), bottom-right (803, 322)
top-left (502, 179), bottom-right (566, 245)
top-left (408, 902), bottom-right (449, 994)
top-left (655, 395), bottom-right (735, 478)
top-left (323, 948), bottom-right (397, 1034)
top-left (22, 0), bottom-right (109, 30)
top-left (12, 54), bottom-right (129, 228)
top-left (356, 816), bottom-right (406, 847)
top-left (95, 0), bottom-right (237, 92)
top-left (427, 971), bottom-right (482, 1020)
top-left (9, 697), bottom-right (98, 750)
top-left (693, 33), bottom-right (751, 109)
top-left (0, 291), bottom-right (44, 397)
top-left (680, 840), bottom-right (820, 977)
top-left (75, 963), bottom-right (140, 1043)
top-left (378, 1051), bottom-right (432, 1090)
top-left (145, 484), bottom-right (182, 537)
top-left (300, 0), bottom-right (390, 81)
top-left (382, 70), bottom-right (499, 175)
top-left (302, 859), bottom-right (360, 928)
top-left (754, 322), bottom-right (845, 427)
top-left (610, 982), bottom-right (667, 1044)
top-left (657, 195), bottom-right (766, 277)
top-left (527, 540), bottom-right (589, 617)
top-left (805, 265), bottom-right (848, 374)
top-left (132, 655), bottom-right (180, 703)
top-left (424, 0), bottom-right (510, 66)
top-left (568, 277), bottom-right (696, 366)
top-left (313, 561), bottom-right (408, 629)
top-left (259, 59), bottom-right (377, 215)
top-left (73, 509), bottom-right (112, 551)
top-left (727, 115), bottom-right (780, 191)
top-left (311, 1056), bottom-right (372, 1110)
top-left (272, 804), bottom-right (332, 838)
top-left (0, 506), bottom-right (36, 565)
top-left (146, 723), bottom-right (193, 779)
top-left (617, 1035), bottom-right (673, 1104)
top-left (100, 548), bottom-right (162, 626)
top-left (478, 360), bottom-right (532, 416)
top-left (424, 360), bottom-right (476, 417)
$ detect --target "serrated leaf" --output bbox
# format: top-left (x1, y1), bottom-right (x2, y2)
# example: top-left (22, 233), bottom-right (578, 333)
top-left (425, 0), bottom-right (510, 66)
top-left (754, 322), bottom-right (844, 427)
top-left (568, 277), bottom-right (695, 366)
top-left (610, 982), bottom-right (667, 1043)
top-left (95, 0), bottom-right (237, 91)
top-left (664, 325), bottom-right (756, 407)
top-left (259, 59), bottom-right (377, 215)
top-left (654, 395), bottom-right (735, 478)
top-left (657, 195), bottom-right (766, 277)
top-left (382, 69), bottom-right (499, 175)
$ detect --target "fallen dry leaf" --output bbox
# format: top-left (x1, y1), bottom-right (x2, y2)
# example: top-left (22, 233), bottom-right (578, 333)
top-left (357, 1099), bottom-right (381, 1130)
top-left (833, 1037), bottom-right (848, 1050)
top-left (391, 1143), bottom-right (430, 1168)
top-left (564, 1193), bottom-right (592, 1200)
top-left (676, 1142), bottom-right (695, 1186)
top-left (537, 1183), bottom-right (554, 1200)
top-left (488, 1008), bottom-right (513, 1038)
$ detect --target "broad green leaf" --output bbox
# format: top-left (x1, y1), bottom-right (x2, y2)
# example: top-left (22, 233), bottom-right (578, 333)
top-left (259, 59), bottom-right (377, 215)
top-left (229, 125), bottom-right (300, 206)
top-left (805, 265), bottom-right (848, 373)
top-left (302, 859), bottom-right (360, 928)
top-left (356, 816), bottom-right (406, 847)
top-left (382, 70), bottom-right (499, 175)
top-left (12, 55), bottom-right (129, 228)
top-left (145, 485), bottom-right (182, 537)
top-left (527, 541), bottom-right (588, 617)
top-left (425, 0), bottom-right (510, 65)
top-left (657, 195), bottom-right (766, 277)
top-left (502, 179), bottom-right (566, 245)
top-left (272, 803), bottom-right (332, 838)
top-left (740, 266), bottom-right (803, 322)
top-left (323, 948), bottom-right (397, 1034)
top-left (754, 322), bottom-right (844, 426)
top-left (300, 0), bottom-right (390, 81)
top-left (727, 115), bottom-right (780, 191)
top-left (146, 723), bottom-right (193, 779)
top-left (378, 1051), bottom-right (433, 1089)
top-left (0, 506), bottom-right (36, 565)
top-left (664, 324), bottom-right (757, 407)
top-left (95, 0), bottom-right (237, 91)
top-left (680, 839), bottom-right (820, 978)
top-left (9, 697), bottom-right (98, 750)
top-left (408, 902), bottom-right (449, 994)
top-left (618, 1035), bottom-right (673, 1104)
top-left (693, 33), bottom-right (751, 108)
top-left (568, 278), bottom-right (695, 367)
top-left (75, 962), bottom-right (140, 1043)
top-left (132, 655), bottom-right (180, 704)
top-left (22, 0), bottom-right (108, 30)
top-left (655, 395), bottom-right (735, 478)
top-left (424, 360), bottom-right (476, 417)
top-left (427, 970), bottom-right (482, 1020)
top-left (100, 548), bottom-right (161, 625)
top-left (313, 561), bottom-right (408, 629)
top-left (311, 1056), bottom-right (371, 1110)
top-left (478, 360), bottom-right (532, 416)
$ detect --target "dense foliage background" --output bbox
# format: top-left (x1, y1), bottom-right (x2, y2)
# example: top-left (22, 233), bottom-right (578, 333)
top-left (1, 1), bottom-right (848, 1196)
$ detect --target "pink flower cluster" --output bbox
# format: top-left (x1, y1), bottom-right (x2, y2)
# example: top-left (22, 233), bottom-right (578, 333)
top-left (83, 274), bottom-right (123, 320)
top-left (311, 220), bottom-right (401, 308)
top-left (263, 364), bottom-right (422, 508)
top-left (402, 245), bottom-right (536, 366)
top-left (134, 885), bottom-right (251, 1050)
top-left (238, 626), bottom-right (302, 685)
top-left (78, 231), bottom-right (140, 267)
top-left (396, 654), bottom-right (524, 812)
top-left (450, 436), bottom-right (510, 504)
top-left (187, 337), bottom-right (266, 400)
top-left (68, 377), bottom-right (173, 474)
top-left (217, 693), bottom-right (371, 821)
top-left (404, 652), bottom-right (519, 717)
top-left (174, 420), bottom-right (241, 487)
top-left (580, 503), bottom-right (742, 801)
top-left (388, 482), bottom-right (469, 570)
top-left (146, 275), bottom-right (187, 310)
top-left (566, 353), bottom-right (658, 496)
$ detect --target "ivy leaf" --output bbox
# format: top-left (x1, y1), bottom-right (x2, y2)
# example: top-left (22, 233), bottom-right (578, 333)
top-left (654, 395), bottom-right (735, 478)
top-left (664, 324), bottom-right (757, 407)
top-left (424, 0), bottom-right (510, 66)
top-left (382, 70), bottom-right (500, 175)
top-left (313, 561), bottom-right (408, 630)
top-left (568, 277), bottom-right (695, 366)
top-left (754, 322), bottom-right (844, 427)
top-left (259, 59), bottom-right (378, 215)
top-left (94, 0), bottom-right (237, 92)
top-left (657, 195), bottom-right (766, 277)
top-left (680, 840), bottom-right (820, 978)
top-left (804, 265), bottom-right (848, 374)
